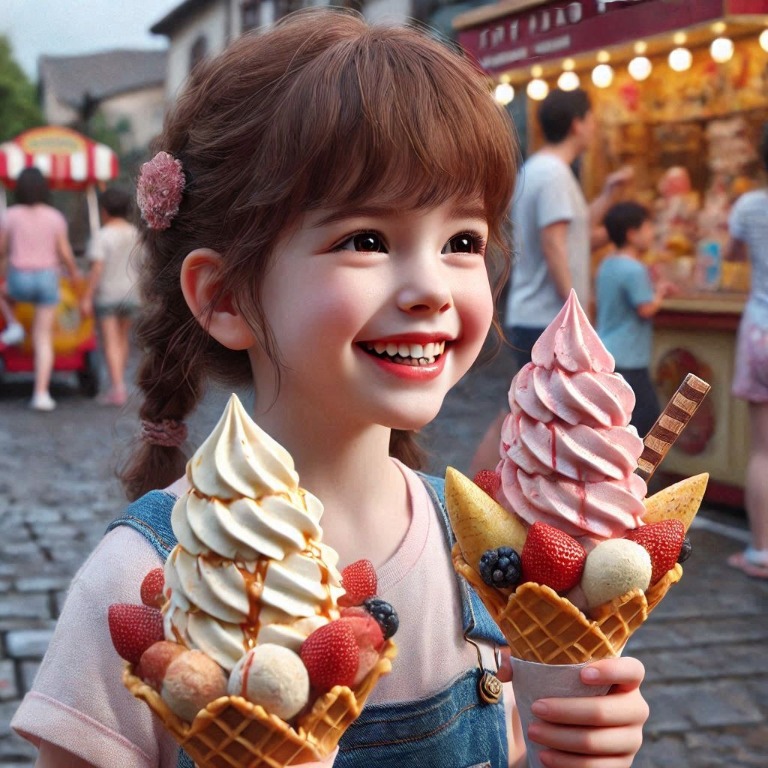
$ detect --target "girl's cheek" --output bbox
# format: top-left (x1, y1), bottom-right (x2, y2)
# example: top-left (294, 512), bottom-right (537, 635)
top-left (459, 278), bottom-right (494, 341)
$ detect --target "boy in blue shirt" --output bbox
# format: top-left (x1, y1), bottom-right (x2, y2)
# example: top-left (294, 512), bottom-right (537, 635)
top-left (596, 202), bottom-right (676, 437)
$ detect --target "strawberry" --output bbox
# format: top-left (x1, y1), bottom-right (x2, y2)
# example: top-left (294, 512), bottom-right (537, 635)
top-left (140, 568), bottom-right (166, 608)
top-left (625, 520), bottom-right (685, 584)
top-left (300, 620), bottom-right (359, 691)
top-left (340, 614), bottom-right (384, 652)
top-left (473, 469), bottom-right (500, 498)
top-left (135, 640), bottom-right (185, 690)
top-left (340, 615), bottom-right (384, 685)
top-left (339, 559), bottom-right (378, 607)
top-left (520, 522), bottom-right (587, 593)
top-left (108, 603), bottom-right (164, 665)
top-left (339, 605), bottom-right (369, 620)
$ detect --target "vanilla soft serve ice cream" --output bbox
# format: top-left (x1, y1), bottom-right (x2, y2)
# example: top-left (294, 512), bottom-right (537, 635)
top-left (498, 291), bottom-right (647, 540)
top-left (163, 394), bottom-right (344, 671)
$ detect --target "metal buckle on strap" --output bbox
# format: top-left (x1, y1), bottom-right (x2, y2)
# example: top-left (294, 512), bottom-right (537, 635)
top-left (463, 629), bottom-right (503, 705)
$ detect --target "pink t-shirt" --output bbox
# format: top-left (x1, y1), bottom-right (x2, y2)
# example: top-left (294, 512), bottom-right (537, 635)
top-left (11, 461), bottom-right (517, 767)
top-left (3, 204), bottom-right (67, 271)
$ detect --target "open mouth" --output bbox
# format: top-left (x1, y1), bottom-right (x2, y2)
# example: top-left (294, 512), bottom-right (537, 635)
top-left (361, 340), bottom-right (447, 367)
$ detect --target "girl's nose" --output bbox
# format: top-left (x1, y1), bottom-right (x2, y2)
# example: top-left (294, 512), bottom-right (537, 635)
top-left (395, 256), bottom-right (453, 315)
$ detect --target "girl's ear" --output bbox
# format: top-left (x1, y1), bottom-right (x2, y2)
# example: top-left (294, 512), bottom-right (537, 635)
top-left (180, 248), bottom-right (256, 350)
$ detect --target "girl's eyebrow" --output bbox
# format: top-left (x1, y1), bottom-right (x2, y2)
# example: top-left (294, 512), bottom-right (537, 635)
top-left (312, 202), bottom-right (487, 228)
top-left (312, 206), bottom-right (394, 228)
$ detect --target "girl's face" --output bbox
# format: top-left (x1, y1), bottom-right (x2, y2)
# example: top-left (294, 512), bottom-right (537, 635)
top-left (249, 199), bottom-right (494, 432)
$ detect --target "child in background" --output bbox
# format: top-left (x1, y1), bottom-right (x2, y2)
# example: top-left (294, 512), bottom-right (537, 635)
top-left (596, 202), bottom-right (677, 437)
top-left (13, 11), bottom-right (649, 768)
top-left (81, 187), bottom-right (142, 406)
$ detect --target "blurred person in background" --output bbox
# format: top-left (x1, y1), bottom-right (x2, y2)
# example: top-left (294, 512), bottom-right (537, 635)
top-left (724, 124), bottom-right (768, 580)
top-left (0, 167), bottom-right (80, 411)
top-left (595, 201), bottom-right (677, 439)
top-left (81, 187), bottom-right (142, 407)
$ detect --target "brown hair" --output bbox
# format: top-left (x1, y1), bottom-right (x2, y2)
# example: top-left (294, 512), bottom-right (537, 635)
top-left (15, 167), bottom-right (50, 205)
top-left (120, 8), bottom-right (518, 500)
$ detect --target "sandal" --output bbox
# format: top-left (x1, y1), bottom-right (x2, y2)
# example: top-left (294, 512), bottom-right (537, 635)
top-left (727, 548), bottom-right (768, 580)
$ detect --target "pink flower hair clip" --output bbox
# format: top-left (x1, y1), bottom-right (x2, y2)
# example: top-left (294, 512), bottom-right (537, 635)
top-left (136, 151), bottom-right (186, 230)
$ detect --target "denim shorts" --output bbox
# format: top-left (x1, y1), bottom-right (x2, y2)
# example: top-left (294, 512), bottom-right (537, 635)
top-left (6, 268), bottom-right (60, 306)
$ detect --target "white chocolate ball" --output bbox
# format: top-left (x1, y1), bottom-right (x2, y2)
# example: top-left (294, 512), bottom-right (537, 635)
top-left (228, 644), bottom-right (309, 721)
top-left (581, 539), bottom-right (652, 609)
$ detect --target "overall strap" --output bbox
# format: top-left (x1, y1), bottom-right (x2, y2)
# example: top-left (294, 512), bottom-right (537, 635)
top-left (106, 490), bottom-right (178, 559)
top-left (417, 473), bottom-right (507, 647)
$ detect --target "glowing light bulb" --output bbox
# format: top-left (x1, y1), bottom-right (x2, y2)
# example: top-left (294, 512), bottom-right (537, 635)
top-left (710, 37), bottom-right (734, 63)
top-left (526, 78), bottom-right (549, 101)
top-left (557, 70), bottom-right (580, 91)
top-left (596, 50), bottom-right (611, 64)
top-left (494, 82), bottom-right (514, 105)
top-left (668, 47), bottom-right (692, 72)
top-left (760, 29), bottom-right (768, 52)
top-left (634, 41), bottom-right (647, 55)
top-left (628, 56), bottom-right (652, 81)
top-left (592, 64), bottom-right (614, 88)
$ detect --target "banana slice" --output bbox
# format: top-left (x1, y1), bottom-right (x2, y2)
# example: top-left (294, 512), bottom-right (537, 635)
top-left (642, 473), bottom-right (708, 532)
top-left (445, 467), bottom-right (528, 574)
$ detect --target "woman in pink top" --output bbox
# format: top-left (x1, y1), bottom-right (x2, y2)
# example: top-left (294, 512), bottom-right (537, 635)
top-left (0, 167), bottom-right (80, 410)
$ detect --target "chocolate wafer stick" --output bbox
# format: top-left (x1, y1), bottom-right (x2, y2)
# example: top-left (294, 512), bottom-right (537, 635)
top-left (636, 373), bottom-right (711, 483)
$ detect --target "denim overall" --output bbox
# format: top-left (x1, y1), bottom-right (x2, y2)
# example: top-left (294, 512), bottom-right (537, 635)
top-left (108, 474), bottom-right (509, 768)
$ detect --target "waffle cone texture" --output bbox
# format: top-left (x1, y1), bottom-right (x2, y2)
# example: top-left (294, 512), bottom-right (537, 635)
top-left (454, 545), bottom-right (681, 664)
top-left (124, 640), bottom-right (396, 768)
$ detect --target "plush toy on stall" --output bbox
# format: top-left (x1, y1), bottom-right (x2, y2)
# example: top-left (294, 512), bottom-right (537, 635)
top-left (654, 166), bottom-right (700, 258)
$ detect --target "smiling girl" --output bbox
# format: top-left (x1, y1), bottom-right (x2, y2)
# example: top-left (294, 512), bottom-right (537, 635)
top-left (13, 10), bottom-right (649, 768)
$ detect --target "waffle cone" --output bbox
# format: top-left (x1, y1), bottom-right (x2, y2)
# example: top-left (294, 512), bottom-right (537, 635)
top-left (124, 641), bottom-right (396, 768)
top-left (453, 545), bottom-right (681, 664)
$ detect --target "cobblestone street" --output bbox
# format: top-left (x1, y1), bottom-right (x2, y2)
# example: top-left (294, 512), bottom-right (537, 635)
top-left (0, 345), bottom-right (766, 767)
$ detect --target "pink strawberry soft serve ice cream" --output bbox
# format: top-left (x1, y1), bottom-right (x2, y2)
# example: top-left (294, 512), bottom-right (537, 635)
top-left (163, 394), bottom-right (345, 671)
top-left (498, 291), bottom-right (647, 540)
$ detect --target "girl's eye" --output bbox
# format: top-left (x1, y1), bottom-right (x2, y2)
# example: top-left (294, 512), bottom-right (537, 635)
top-left (337, 232), bottom-right (387, 253)
top-left (442, 233), bottom-right (486, 255)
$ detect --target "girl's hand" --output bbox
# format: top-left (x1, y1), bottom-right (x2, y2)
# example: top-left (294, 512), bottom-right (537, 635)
top-left (526, 656), bottom-right (649, 767)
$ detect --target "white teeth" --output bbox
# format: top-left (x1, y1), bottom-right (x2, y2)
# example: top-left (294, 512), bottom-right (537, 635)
top-left (363, 340), bottom-right (447, 363)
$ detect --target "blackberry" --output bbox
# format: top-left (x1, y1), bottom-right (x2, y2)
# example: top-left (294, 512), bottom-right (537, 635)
top-left (363, 597), bottom-right (399, 639)
top-left (678, 536), bottom-right (692, 564)
top-left (479, 547), bottom-right (521, 588)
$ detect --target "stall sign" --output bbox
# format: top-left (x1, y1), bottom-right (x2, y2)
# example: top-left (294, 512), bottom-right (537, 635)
top-left (458, 0), bottom-right (746, 75)
top-left (0, 126), bottom-right (119, 191)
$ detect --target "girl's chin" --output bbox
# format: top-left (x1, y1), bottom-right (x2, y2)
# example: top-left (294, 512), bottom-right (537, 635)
top-left (381, 401), bottom-right (445, 432)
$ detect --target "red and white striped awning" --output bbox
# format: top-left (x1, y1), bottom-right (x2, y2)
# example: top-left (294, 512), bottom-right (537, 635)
top-left (0, 126), bottom-right (119, 191)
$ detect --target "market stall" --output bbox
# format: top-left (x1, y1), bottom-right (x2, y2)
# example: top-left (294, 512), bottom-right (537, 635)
top-left (0, 125), bottom-right (119, 236)
top-left (454, 0), bottom-right (767, 504)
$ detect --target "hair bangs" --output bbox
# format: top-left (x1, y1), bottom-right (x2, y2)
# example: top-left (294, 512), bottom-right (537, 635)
top-left (267, 25), bottom-right (517, 240)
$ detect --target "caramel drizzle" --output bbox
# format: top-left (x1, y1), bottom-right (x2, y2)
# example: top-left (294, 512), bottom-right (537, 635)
top-left (636, 373), bottom-right (711, 483)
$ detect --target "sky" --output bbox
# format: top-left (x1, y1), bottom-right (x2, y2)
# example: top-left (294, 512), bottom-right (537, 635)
top-left (1, 0), bottom-right (182, 79)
